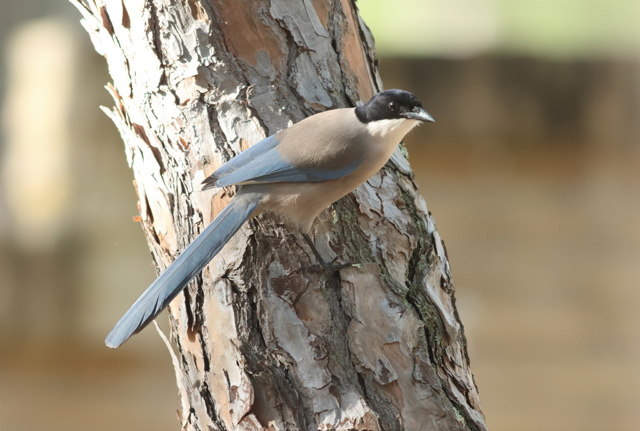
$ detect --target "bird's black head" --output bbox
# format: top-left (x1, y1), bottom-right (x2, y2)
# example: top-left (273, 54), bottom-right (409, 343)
top-left (355, 89), bottom-right (434, 124)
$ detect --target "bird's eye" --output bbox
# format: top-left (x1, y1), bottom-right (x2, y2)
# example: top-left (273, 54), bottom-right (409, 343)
top-left (388, 101), bottom-right (398, 111)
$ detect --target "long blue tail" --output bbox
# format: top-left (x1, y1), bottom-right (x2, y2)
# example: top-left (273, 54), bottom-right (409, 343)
top-left (106, 191), bottom-right (261, 348)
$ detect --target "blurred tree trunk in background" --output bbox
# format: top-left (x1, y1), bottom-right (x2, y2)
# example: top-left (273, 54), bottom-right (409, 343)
top-left (72, 0), bottom-right (487, 429)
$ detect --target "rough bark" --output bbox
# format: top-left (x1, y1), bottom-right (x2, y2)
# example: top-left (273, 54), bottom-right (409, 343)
top-left (72, 0), bottom-right (487, 429)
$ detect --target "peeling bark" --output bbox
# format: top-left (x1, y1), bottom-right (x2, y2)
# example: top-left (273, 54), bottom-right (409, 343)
top-left (72, 0), bottom-right (487, 429)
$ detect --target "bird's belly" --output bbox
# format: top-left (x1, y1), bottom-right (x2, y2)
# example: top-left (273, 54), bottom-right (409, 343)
top-left (259, 154), bottom-right (389, 233)
top-left (258, 181), bottom-right (348, 233)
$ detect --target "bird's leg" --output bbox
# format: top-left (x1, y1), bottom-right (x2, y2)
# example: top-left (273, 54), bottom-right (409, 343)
top-left (301, 232), bottom-right (353, 273)
top-left (302, 233), bottom-right (329, 270)
top-left (253, 217), bottom-right (267, 233)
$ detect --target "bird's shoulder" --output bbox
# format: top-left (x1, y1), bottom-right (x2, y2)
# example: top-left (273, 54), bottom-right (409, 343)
top-left (278, 107), bottom-right (362, 137)
top-left (275, 108), bottom-right (368, 167)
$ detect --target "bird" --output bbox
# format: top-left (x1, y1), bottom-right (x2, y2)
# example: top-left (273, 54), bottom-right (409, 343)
top-left (106, 89), bottom-right (434, 348)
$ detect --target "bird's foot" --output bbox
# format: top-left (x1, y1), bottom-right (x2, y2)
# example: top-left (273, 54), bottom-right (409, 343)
top-left (306, 256), bottom-right (355, 273)
top-left (301, 233), bottom-right (355, 274)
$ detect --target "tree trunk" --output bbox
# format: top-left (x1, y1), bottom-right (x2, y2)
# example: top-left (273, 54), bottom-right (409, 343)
top-left (73, 0), bottom-right (487, 429)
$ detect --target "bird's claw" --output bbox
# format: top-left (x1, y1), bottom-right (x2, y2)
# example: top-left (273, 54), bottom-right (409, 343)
top-left (300, 232), bottom-right (356, 273)
top-left (304, 257), bottom-right (356, 273)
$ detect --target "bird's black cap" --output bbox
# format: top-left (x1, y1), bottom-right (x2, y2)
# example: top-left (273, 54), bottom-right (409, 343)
top-left (355, 89), bottom-right (434, 124)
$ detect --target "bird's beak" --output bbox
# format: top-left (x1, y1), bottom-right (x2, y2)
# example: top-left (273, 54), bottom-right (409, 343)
top-left (402, 106), bottom-right (435, 122)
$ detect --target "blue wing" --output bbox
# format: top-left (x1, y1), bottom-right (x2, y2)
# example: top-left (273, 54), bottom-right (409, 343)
top-left (215, 148), bottom-right (362, 187)
top-left (202, 135), bottom-right (279, 190)
top-left (202, 134), bottom-right (362, 189)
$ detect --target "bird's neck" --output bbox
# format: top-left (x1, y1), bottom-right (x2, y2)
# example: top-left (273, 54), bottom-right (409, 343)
top-left (365, 118), bottom-right (419, 142)
top-left (360, 118), bottom-right (418, 177)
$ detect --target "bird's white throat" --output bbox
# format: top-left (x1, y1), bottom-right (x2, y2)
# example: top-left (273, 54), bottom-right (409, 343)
top-left (365, 118), bottom-right (419, 141)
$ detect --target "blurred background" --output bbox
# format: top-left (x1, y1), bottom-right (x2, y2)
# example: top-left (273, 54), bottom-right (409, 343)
top-left (0, 1), bottom-right (639, 430)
